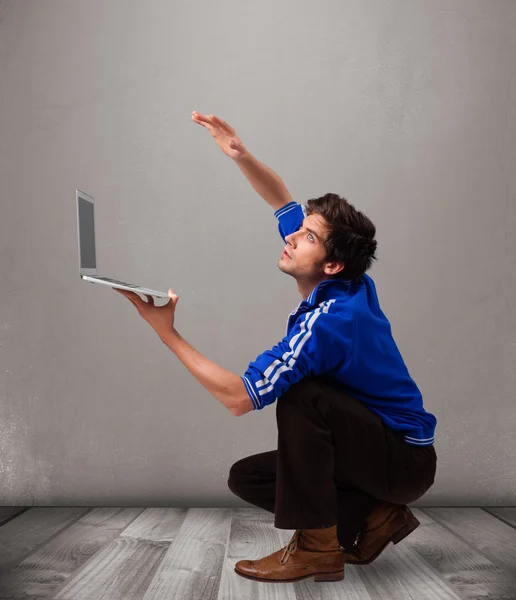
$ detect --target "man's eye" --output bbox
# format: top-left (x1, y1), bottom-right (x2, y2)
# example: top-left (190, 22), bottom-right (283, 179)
top-left (297, 226), bottom-right (314, 242)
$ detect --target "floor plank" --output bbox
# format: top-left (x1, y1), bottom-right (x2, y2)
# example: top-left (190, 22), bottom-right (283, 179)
top-left (0, 507), bottom-right (28, 527)
top-left (483, 507), bottom-right (516, 529)
top-left (424, 508), bottom-right (516, 574)
top-left (0, 508), bottom-right (142, 600)
top-left (53, 508), bottom-right (186, 600)
top-left (0, 507), bottom-right (88, 570)
top-left (219, 507), bottom-right (297, 599)
top-left (350, 539), bottom-right (462, 600)
top-left (120, 507), bottom-right (188, 542)
top-left (408, 508), bottom-right (516, 600)
top-left (0, 507), bottom-right (515, 600)
top-left (134, 507), bottom-right (231, 600)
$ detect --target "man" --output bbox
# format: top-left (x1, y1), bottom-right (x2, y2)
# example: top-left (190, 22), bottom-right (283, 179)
top-left (115, 111), bottom-right (437, 584)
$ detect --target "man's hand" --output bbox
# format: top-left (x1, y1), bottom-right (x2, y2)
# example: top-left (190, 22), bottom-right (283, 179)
top-left (191, 111), bottom-right (247, 161)
top-left (114, 288), bottom-right (179, 342)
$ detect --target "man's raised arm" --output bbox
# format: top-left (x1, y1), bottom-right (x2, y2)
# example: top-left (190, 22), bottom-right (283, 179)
top-left (192, 111), bottom-right (294, 212)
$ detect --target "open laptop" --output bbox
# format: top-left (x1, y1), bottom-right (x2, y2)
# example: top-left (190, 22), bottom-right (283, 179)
top-left (76, 189), bottom-right (169, 298)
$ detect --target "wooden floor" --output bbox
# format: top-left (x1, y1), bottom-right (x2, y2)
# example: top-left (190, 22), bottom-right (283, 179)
top-left (0, 506), bottom-right (515, 599)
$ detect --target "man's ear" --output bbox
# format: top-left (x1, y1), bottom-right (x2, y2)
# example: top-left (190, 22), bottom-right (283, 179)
top-left (325, 262), bottom-right (345, 276)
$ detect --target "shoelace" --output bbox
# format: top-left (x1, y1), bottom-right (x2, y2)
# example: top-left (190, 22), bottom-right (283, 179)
top-left (280, 530), bottom-right (301, 565)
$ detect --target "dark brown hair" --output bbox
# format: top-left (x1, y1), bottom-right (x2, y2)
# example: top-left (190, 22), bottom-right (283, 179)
top-left (305, 192), bottom-right (378, 282)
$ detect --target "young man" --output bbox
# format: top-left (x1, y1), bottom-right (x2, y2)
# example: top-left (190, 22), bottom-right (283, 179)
top-left (118, 111), bottom-right (437, 584)
top-left (193, 111), bottom-right (437, 583)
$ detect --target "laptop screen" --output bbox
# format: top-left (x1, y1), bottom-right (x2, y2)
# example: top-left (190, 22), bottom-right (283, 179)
top-left (78, 196), bottom-right (97, 269)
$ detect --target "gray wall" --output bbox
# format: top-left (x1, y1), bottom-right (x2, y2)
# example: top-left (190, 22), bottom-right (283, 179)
top-left (1, 0), bottom-right (515, 506)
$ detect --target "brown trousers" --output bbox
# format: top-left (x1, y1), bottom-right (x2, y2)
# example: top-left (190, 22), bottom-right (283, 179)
top-left (228, 375), bottom-right (437, 548)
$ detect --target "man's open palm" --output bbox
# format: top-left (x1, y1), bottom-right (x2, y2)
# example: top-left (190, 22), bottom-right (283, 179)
top-left (192, 111), bottom-right (247, 160)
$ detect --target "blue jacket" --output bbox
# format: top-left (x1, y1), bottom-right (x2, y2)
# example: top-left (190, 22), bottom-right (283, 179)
top-left (241, 201), bottom-right (437, 447)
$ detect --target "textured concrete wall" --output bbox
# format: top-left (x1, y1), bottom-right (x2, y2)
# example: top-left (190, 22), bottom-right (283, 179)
top-left (1, 0), bottom-right (515, 505)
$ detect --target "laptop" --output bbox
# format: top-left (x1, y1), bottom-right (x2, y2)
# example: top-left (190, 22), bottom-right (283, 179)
top-left (76, 189), bottom-right (169, 298)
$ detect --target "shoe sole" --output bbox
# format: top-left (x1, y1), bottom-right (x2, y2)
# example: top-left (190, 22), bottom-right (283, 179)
top-left (344, 514), bottom-right (420, 565)
top-left (234, 568), bottom-right (345, 583)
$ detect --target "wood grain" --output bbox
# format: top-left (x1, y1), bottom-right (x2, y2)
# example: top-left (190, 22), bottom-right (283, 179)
top-left (0, 507), bottom-right (88, 570)
top-left (0, 507), bottom-right (28, 526)
top-left (0, 508), bottom-right (142, 599)
top-left (408, 508), bottom-right (516, 600)
top-left (219, 507), bottom-right (297, 599)
top-left (0, 507), bottom-right (515, 600)
top-left (423, 508), bottom-right (516, 573)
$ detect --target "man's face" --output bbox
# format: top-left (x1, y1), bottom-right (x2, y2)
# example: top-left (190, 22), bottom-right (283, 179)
top-left (277, 213), bottom-right (343, 283)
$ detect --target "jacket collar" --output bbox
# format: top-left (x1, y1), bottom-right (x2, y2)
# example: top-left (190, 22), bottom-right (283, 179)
top-left (302, 278), bottom-right (361, 308)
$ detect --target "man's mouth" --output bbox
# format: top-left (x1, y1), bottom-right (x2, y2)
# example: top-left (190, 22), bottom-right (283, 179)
top-left (282, 250), bottom-right (291, 258)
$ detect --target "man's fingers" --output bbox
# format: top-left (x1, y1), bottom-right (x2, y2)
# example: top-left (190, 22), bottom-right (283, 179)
top-left (192, 111), bottom-right (233, 135)
top-left (211, 115), bottom-right (234, 134)
top-left (192, 111), bottom-right (214, 131)
top-left (116, 289), bottom-right (140, 306)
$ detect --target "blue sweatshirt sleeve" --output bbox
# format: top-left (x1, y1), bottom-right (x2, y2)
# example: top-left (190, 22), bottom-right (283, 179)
top-left (241, 301), bottom-right (355, 410)
top-left (274, 201), bottom-right (305, 243)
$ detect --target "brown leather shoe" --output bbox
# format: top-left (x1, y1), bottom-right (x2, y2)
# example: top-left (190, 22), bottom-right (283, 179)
top-left (340, 502), bottom-right (420, 565)
top-left (235, 525), bottom-right (345, 583)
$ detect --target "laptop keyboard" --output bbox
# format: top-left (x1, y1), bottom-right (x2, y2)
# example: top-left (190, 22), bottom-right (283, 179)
top-left (94, 276), bottom-right (140, 288)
